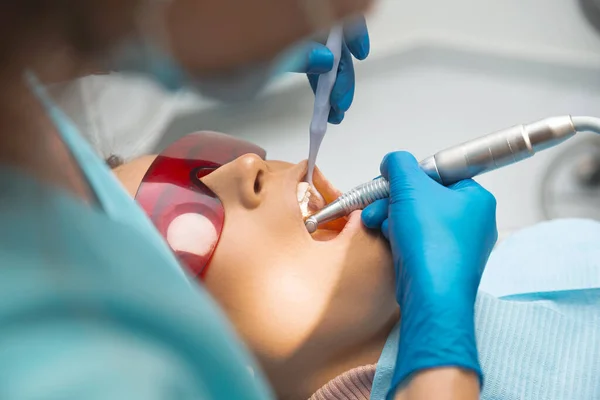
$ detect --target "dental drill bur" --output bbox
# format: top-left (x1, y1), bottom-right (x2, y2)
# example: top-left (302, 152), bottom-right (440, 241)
top-left (306, 25), bottom-right (344, 186)
top-left (305, 115), bottom-right (600, 233)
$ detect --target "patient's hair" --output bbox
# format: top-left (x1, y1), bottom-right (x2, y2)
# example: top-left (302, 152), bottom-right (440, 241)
top-left (106, 154), bottom-right (124, 169)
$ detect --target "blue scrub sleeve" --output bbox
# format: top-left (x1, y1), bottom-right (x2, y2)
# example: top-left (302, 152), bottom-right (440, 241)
top-left (0, 168), bottom-right (274, 400)
top-left (0, 316), bottom-right (209, 399)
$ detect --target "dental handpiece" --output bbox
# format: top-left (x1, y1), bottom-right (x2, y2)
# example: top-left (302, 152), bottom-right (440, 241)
top-left (305, 115), bottom-right (600, 233)
top-left (306, 25), bottom-right (344, 186)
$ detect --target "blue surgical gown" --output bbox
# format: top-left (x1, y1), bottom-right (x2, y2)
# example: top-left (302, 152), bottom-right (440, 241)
top-left (0, 98), bottom-right (274, 398)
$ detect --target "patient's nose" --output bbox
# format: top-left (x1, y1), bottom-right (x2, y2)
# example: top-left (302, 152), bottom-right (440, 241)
top-left (232, 153), bottom-right (268, 209)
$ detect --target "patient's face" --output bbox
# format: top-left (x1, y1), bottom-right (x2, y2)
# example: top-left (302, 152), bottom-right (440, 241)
top-left (116, 154), bottom-right (397, 394)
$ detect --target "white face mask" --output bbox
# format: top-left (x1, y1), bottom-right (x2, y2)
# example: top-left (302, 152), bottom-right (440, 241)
top-left (53, 73), bottom-right (179, 161)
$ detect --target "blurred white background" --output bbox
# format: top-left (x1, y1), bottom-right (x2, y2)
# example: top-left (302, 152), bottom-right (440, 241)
top-left (61, 0), bottom-right (600, 233)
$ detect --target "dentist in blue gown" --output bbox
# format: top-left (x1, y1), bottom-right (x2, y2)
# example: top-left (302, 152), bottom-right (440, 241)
top-left (0, 1), bottom-right (496, 399)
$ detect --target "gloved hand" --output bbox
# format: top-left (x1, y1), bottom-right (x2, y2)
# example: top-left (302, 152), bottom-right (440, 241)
top-left (361, 152), bottom-right (498, 392)
top-left (292, 17), bottom-right (370, 124)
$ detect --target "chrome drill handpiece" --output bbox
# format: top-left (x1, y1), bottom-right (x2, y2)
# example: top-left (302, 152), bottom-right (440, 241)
top-left (304, 179), bottom-right (390, 233)
top-left (305, 115), bottom-right (592, 233)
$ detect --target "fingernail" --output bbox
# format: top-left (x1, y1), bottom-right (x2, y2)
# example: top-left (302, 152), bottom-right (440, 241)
top-left (308, 47), bottom-right (333, 74)
top-left (359, 37), bottom-right (370, 60)
top-left (328, 110), bottom-right (344, 124)
top-left (381, 153), bottom-right (390, 167)
top-left (337, 90), bottom-right (353, 113)
top-left (381, 220), bottom-right (389, 240)
top-left (361, 213), bottom-right (372, 228)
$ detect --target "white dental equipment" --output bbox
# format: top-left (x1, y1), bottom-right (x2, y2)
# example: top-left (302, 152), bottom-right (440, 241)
top-left (306, 25), bottom-right (344, 186)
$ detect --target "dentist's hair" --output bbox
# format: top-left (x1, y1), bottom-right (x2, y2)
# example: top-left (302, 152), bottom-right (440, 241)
top-left (0, 1), bottom-right (138, 77)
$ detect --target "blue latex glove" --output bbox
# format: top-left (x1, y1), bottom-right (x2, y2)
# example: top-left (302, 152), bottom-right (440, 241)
top-left (293, 17), bottom-right (370, 124)
top-left (361, 152), bottom-right (498, 395)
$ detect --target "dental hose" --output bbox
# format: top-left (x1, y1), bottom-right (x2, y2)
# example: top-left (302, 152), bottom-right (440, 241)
top-left (305, 115), bottom-right (600, 233)
top-left (571, 116), bottom-right (600, 133)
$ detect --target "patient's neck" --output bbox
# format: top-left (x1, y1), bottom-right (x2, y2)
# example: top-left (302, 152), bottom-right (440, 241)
top-left (276, 313), bottom-right (398, 400)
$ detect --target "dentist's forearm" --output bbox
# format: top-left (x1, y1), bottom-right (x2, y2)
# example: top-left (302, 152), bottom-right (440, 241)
top-left (393, 368), bottom-right (480, 400)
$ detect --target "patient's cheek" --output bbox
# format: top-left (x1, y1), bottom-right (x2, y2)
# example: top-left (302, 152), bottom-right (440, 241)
top-left (167, 213), bottom-right (218, 256)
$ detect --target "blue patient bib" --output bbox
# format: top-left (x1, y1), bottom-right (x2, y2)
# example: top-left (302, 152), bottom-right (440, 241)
top-left (0, 78), bottom-right (274, 399)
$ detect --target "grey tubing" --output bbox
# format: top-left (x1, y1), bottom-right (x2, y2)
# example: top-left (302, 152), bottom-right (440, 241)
top-left (572, 116), bottom-right (600, 134)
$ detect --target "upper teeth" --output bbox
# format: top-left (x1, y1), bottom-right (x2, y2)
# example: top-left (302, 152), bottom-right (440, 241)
top-left (297, 182), bottom-right (312, 218)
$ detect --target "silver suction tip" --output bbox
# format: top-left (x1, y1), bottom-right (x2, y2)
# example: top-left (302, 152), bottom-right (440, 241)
top-left (305, 217), bottom-right (318, 234)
